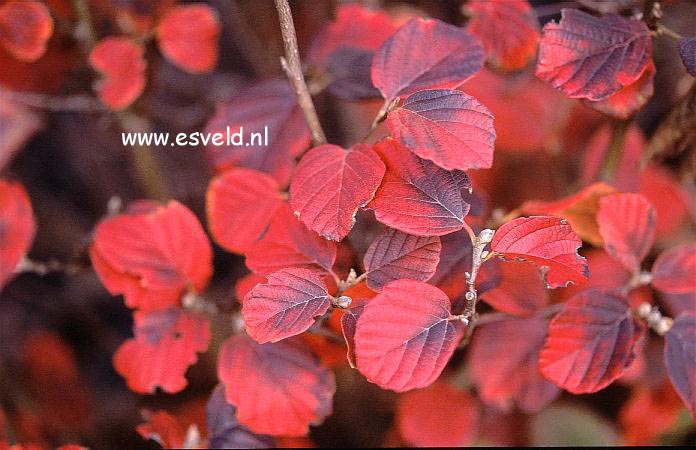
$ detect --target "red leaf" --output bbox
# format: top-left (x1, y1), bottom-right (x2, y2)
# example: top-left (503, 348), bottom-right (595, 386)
top-left (243, 268), bottom-right (330, 344)
top-left (204, 79), bottom-right (310, 186)
top-left (491, 216), bottom-right (588, 288)
top-left (234, 272), bottom-right (267, 303)
top-left (368, 138), bottom-right (471, 236)
top-left (156, 4), bottom-right (220, 74)
top-left (0, 1), bottom-right (53, 62)
top-left (580, 123), bottom-right (645, 193)
top-left (536, 9), bottom-right (652, 100)
top-left (340, 298), bottom-right (369, 368)
top-left (309, 4), bottom-right (396, 67)
top-left (371, 18), bottom-right (484, 100)
top-left (206, 385), bottom-right (276, 449)
top-left (664, 313), bottom-right (696, 418)
top-left (217, 335), bottom-right (335, 436)
top-left (290, 144), bottom-right (385, 241)
top-left (206, 168), bottom-right (284, 254)
top-left (679, 37), bottom-right (696, 77)
top-left (461, 68), bottom-right (571, 153)
top-left (598, 193), bottom-right (656, 273)
top-left (584, 60), bottom-right (655, 120)
top-left (521, 182), bottom-right (617, 247)
top-left (539, 289), bottom-right (645, 394)
top-left (469, 317), bottom-right (560, 412)
top-left (245, 204), bottom-right (337, 275)
top-left (309, 4), bottom-right (396, 100)
top-left (396, 381), bottom-right (479, 446)
top-left (0, 179), bottom-right (35, 289)
top-left (652, 244), bottom-right (696, 295)
top-left (136, 410), bottom-right (187, 448)
top-left (114, 308), bottom-right (211, 394)
top-left (363, 227), bottom-right (441, 292)
top-left (90, 200), bottom-right (213, 311)
top-left (481, 260), bottom-right (549, 316)
top-left (639, 165), bottom-right (691, 238)
top-left (620, 381), bottom-right (684, 445)
top-left (354, 279), bottom-right (462, 392)
top-left (465, 0), bottom-right (540, 71)
top-left (89, 37), bottom-right (146, 110)
top-left (387, 89), bottom-right (495, 171)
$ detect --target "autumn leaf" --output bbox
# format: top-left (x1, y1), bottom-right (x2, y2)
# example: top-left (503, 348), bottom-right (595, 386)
top-left (354, 279), bottom-right (462, 392)
top-left (243, 268), bottom-right (331, 344)
top-left (536, 9), bottom-right (652, 100)
top-left (0, 179), bottom-right (36, 290)
top-left (0, 0), bottom-right (53, 62)
top-left (491, 216), bottom-right (588, 288)
top-left (157, 4), bottom-right (220, 74)
top-left (217, 335), bottom-right (335, 436)
top-left (363, 227), bottom-right (441, 291)
top-left (206, 168), bottom-right (284, 254)
top-left (372, 18), bottom-right (484, 101)
top-left (465, 0), bottom-right (540, 71)
top-left (114, 308), bottom-right (211, 394)
top-left (89, 37), bottom-right (146, 110)
top-left (539, 289), bottom-right (644, 394)
top-left (387, 89), bottom-right (496, 171)
top-left (368, 138), bottom-right (471, 236)
top-left (290, 144), bottom-right (385, 241)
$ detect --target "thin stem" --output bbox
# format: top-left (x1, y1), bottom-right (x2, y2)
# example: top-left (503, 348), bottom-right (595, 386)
top-left (656, 23), bottom-right (684, 40)
top-left (0, 88), bottom-right (104, 112)
top-left (117, 112), bottom-right (170, 201)
top-left (458, 303), bottom-right (563, 348)
top-left (600, 119), bottom-right (630, 182)
top-left (70, 0), bottom-right (97, 51)
top-left (274, 0), bottom-right (327, 146)
top-left (451, 228), bottom-right (495, 325)
top-left (16, 256), bottom-right (83, 276)
top-left (361, 97), bottom-right (396, 142)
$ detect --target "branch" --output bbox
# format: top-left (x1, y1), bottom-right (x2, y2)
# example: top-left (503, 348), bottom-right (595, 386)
top-left (451, 228), bottom-right (495, 325)
top-left (274, 0), bottom-right (327, 146)
top-left (644, 80), bottom-right (696, 176)
top-left (0, 88), bottom-right (104, 112)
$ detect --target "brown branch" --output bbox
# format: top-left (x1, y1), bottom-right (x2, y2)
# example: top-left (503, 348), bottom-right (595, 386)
top-left (644, 80), bottom-right (696, 178)
top-left (274, 0), bottom-right (327, 146)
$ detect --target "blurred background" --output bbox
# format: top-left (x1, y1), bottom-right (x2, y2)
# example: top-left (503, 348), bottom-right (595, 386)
top-left (1, 0), bottom-right (695, 448)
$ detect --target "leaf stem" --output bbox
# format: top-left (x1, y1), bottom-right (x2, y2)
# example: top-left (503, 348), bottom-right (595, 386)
top-left (274, 0), bottom-right (327, 146)
top-left (600, 119), bottom-right (629, 182)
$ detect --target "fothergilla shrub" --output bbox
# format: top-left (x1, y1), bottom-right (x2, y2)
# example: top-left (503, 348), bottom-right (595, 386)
top-left (0, 0), bottom-right (695, 448)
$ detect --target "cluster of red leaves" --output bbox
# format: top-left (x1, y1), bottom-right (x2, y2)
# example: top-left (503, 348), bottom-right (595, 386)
top-left (91, 201), bottom-right (213, 394)
top-left (89, 3), bottom-right (220, 110)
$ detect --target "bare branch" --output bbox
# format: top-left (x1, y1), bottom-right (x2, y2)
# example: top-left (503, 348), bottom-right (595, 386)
top-left (274, 0), bottom-right (327, 146)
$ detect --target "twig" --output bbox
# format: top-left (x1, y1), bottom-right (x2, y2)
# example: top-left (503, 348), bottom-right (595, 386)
top-left (645, 80), bottom-right (696, 170)
top-left (274, 0), bottom-right (327, 146)
top-left (16, 256), bottom-right (83, 276)
top-left (601, 119), bottom-right (630, 182)
top-left (117, 111), bottom-right (170, 201)
top-left (70, 0), bottom-right (97, 51)
top-left (458, 303), bottom-right (564, 348)
top-left (0, 88), bottom-right (104, 112)
top-left (450, 228), bottom-right (495, 325)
